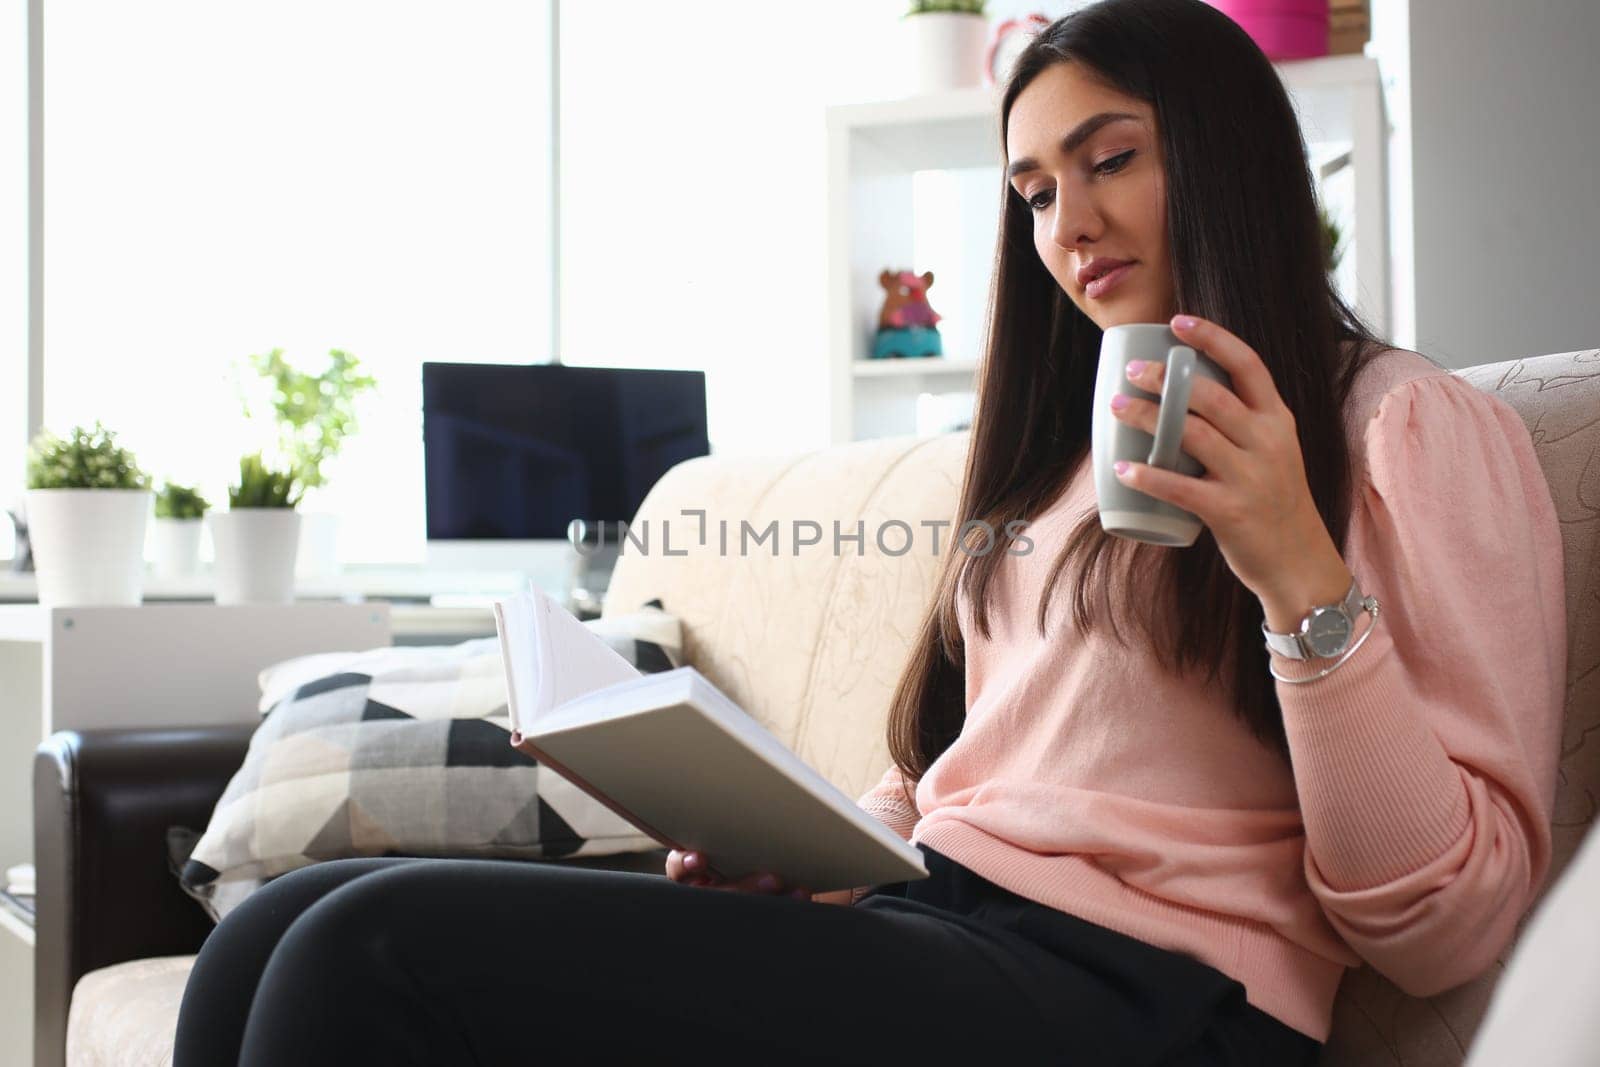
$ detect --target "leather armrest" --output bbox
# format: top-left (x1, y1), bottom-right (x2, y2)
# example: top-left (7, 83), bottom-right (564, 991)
top-left (32, 725), bottom-right (254, 1067)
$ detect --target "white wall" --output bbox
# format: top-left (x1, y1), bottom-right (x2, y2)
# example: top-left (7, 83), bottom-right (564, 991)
top-left (1376, 0), bottom-right (1600, 368)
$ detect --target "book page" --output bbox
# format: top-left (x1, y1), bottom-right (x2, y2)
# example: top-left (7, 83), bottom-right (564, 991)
top-left (495, 584), bottom-right (644, 734)
top-left (532, 585), bottom-right (642, 715)
top-left (491, 597), bottom-right (536, 737)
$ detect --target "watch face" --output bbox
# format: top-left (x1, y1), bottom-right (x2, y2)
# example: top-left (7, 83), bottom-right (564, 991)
top-left (1305, 609), bottom-right (1353, 658)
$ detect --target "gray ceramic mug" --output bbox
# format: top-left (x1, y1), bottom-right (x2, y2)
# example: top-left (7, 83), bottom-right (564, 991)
top-left (1092, 323), bottom-right (1234, 547)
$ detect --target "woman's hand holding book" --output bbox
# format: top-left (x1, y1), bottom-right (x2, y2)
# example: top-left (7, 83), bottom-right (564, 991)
top-left (666, 849), bottom-right (835, 902)
top-left (809, 889), bottom-right (858, 906)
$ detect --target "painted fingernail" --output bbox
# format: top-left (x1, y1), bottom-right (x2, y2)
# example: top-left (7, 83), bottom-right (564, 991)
top-left (1173, 315), bottom-right (1198, 330)
top-left (1125, 360), bottom-right (1146, 377)
top-left (1114, 461), bottom-right (1130, 477)
top-left (683, 853), bottom-right (700, 871)
top-left (1110, 394), bottom-right (1129, 411)
top-left (757, 874), bottom-right (781, 891)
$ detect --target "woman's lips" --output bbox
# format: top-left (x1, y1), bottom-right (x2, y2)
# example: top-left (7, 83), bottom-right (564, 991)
top-left (1086, 262), bottom-right (1135, 299)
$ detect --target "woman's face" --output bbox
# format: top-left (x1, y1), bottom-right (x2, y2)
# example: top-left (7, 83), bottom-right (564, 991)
top-left (1006, 62), bottom-right (1176, 330)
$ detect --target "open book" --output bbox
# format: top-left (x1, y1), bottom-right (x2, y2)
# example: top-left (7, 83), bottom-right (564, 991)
top-left (492, 583), bottom-right (928, 894)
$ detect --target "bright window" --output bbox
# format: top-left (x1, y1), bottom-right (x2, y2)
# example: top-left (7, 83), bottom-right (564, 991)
top-left (1, 1), bottom-right (25, 550)
top-left (43, 1), bottom-right (554, 563)
top-left (37, 1), bottom-right (914, 564)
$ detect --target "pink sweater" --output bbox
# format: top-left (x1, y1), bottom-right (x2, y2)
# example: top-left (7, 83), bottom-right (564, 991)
top-left (854, 349), bottom-right (1567, 1041)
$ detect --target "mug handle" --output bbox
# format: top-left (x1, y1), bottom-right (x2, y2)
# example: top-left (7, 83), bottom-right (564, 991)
top-left (1146, 345), bottom-right (1196, 471)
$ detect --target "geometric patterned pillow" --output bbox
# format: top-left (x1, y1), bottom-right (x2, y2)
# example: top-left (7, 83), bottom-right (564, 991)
top-left (168, 600), bottom-right (682, 922)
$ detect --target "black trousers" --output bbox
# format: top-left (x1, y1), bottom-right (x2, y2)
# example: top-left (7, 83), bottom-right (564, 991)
top-left (173, 843), bottom-right (1322, 1066)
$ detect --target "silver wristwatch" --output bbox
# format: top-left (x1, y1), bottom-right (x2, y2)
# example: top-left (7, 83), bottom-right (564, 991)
top-left (1260, 576), bottom-right (1380, 660)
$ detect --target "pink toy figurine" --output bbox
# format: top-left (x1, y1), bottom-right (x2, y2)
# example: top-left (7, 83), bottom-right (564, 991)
top-left (878, 270), bottom-right (943, 330)
top-left (871, 269), bottom-right (945, 359)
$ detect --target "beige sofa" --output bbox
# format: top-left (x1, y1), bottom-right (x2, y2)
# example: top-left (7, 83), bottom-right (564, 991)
top-left (55, 346), bottom-right (1600, 1065)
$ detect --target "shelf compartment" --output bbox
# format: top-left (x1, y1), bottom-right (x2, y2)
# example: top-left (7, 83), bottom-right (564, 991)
top-left (852, 358), bottom-right (980, 378)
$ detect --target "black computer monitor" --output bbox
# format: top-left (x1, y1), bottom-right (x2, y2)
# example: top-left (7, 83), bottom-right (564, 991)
top-left (422, 363), bottom-right (710, 551)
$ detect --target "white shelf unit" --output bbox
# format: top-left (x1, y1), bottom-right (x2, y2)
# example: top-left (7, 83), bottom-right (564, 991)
top-left (825, 52), bottom-right (1390, 445)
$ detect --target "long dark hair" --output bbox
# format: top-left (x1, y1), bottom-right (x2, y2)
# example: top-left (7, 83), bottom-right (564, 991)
top-left (882, 0), bottom-right (1422, 805)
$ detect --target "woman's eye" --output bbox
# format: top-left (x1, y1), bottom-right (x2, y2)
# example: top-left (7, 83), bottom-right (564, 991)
top-left (1094, 149), bottom-right (1135, 175)
top-left (1022, 150), bottom-right (1136, 212)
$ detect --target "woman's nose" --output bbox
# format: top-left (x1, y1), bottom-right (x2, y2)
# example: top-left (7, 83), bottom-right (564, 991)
top-left (1051, 195), bottom-right (1096, 250)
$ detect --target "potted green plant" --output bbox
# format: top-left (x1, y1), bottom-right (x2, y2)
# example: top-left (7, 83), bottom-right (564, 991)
top-left (902, 0), bottom-right (990, 94)
top-left (151, 482), bottom-right (211, 579)
top-left (24, 422), bottom-right (153, 606)
top-left (241, 347), bottom-right (377, 578)
top-left (1318, 201), bottom-right (1346, 275)
top-left (210, 453), bottom-right (304, 605)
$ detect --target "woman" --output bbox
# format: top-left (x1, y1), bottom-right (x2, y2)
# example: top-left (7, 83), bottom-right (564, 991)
top-left (173, 2), bottom-right (1565, 1064)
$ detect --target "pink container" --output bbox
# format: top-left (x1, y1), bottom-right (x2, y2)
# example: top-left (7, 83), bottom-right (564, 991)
top-left (1214, 0), bottom-right (1326, 12)
top-left (1208, 1), bottom-right (1330, 61)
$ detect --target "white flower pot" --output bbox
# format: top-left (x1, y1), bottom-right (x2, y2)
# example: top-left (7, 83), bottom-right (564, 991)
top-left (210, 509), bottom-right (302, 605)
top-left (24, 488), bottom-right (152, 606)
top-left (295, 511), bottom-right (342, 579)
top-left (903, 12), bottom-right (990, 94)
top-left (150, 517), bottom-right (204, 579)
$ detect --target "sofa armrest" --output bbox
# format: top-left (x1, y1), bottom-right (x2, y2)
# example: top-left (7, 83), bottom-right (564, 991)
top-left (32, 725), bottom-right (254, 1067)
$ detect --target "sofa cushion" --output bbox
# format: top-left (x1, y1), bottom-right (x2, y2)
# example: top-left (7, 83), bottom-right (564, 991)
top-left (602, 432), bottom-right (971, 804)
top-left (172, 603), bottom-right (681, 922)
top-left (66, 955), bottom-right (194, 1067)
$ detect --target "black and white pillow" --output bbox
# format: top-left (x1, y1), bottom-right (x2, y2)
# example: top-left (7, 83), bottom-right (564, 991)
top-left (170, 600), bottom-right (681, 922)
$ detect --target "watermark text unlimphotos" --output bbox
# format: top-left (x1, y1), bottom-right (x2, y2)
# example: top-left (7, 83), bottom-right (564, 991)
top-left (569, 511), bottom-right (1034, 558)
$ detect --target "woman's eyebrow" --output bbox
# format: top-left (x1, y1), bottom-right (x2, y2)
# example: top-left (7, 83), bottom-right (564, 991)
top-left (1007, 112), bottom-right (1142, 180)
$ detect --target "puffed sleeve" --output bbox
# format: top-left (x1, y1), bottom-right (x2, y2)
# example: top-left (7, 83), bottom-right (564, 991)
top-left (850, 763), bottom-right (921, 903)
top-left (855, 762), bottom-right (920, 843)
top-left (1270, 372), bottom-right (1566, 997)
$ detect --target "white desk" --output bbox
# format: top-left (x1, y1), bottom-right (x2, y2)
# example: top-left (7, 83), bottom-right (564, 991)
top-left (0, 592), bottom-right (578, 867)
top-left (0, 599), bottom-right (499, 646)
top-left (0, 566), bottom-right (537, 604)
top-left (1, 562), bottom-right (616, 604)
top-left (0, 603), bottom-right (399, 869)
top-left (0, 565), bottom-right (600, 646)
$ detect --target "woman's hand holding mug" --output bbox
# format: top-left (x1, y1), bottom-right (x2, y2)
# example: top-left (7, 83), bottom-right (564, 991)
top-left (1098, 315), bottom-right (1344, 606)
top-left (1092, 321), bottom-right (1235, 547)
